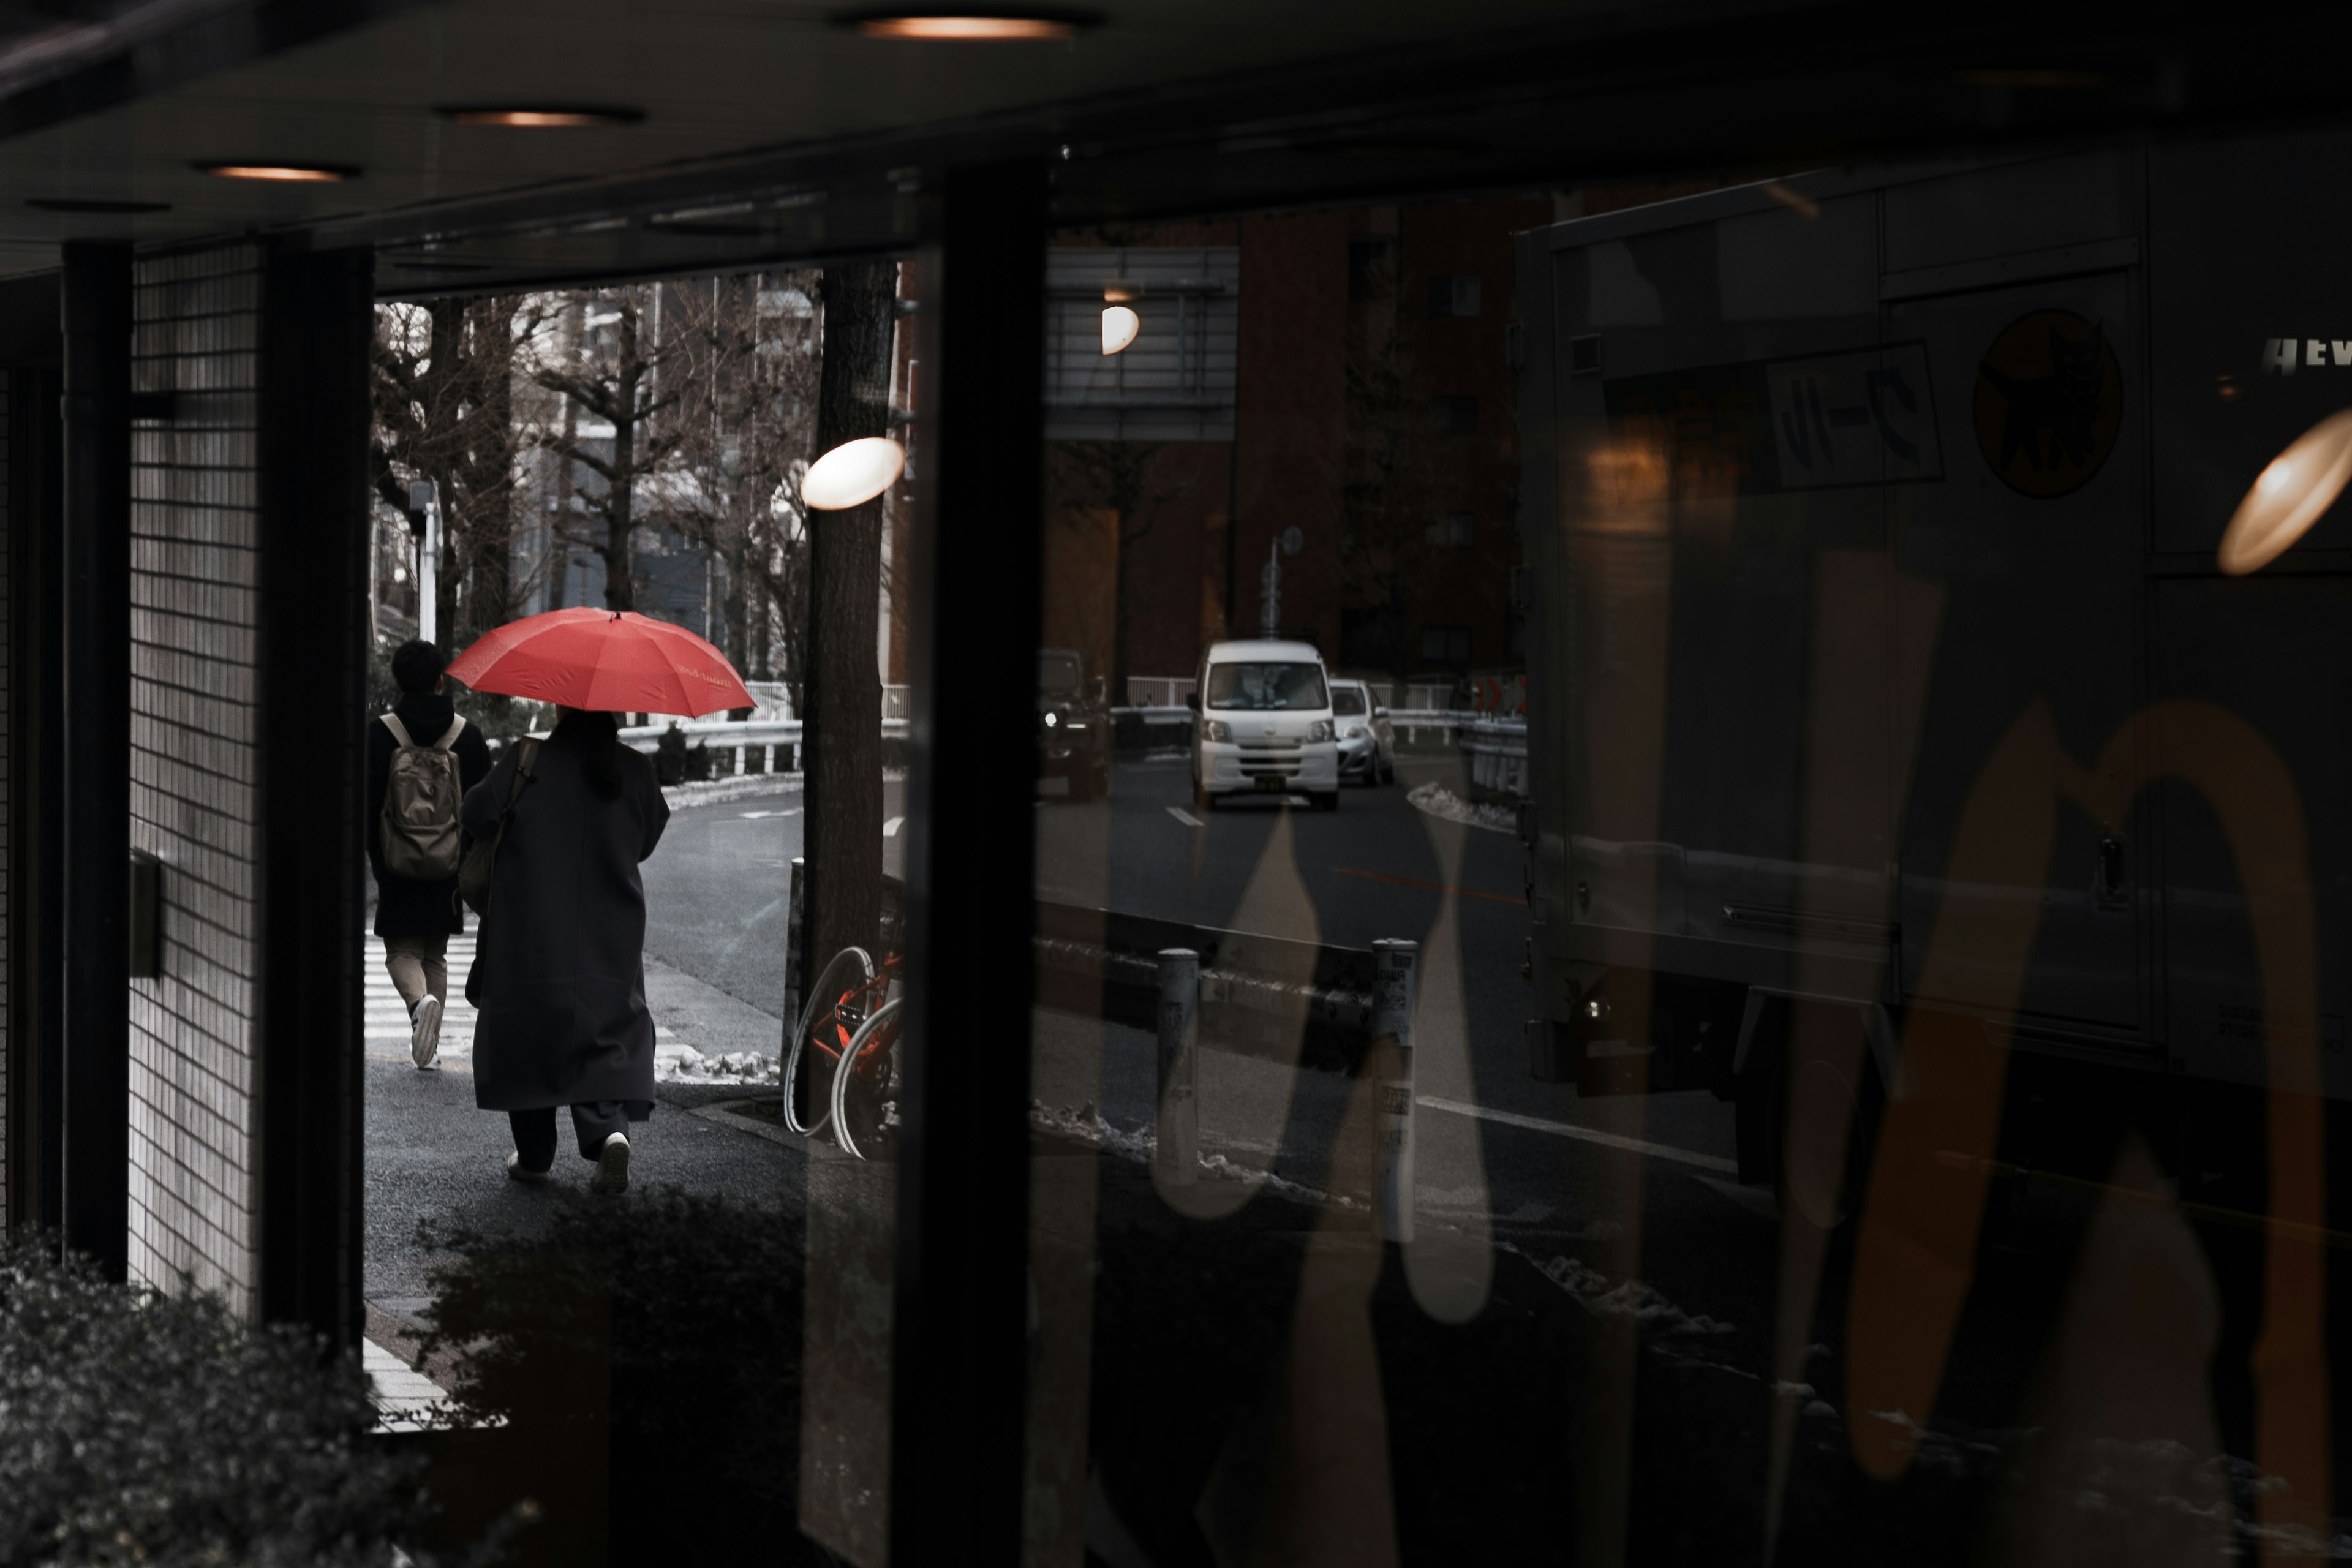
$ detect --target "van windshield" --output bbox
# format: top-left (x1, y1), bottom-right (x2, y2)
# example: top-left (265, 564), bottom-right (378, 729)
top-left (1205, 662), bottom-right (1328, 711)
top-left (1330, 687), bottom-right (1367, 717)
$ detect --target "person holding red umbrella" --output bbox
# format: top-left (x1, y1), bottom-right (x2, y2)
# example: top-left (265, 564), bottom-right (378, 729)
top-left (448, 609), bottom-right (752, 1194)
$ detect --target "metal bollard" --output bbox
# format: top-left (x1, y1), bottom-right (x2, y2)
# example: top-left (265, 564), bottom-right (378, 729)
top-left (1373, 938), bottom-right (1419, 1243)
top-left (1156, 948), bottom-right (1199, 1186)
top-left (764, 743), bottom-right (776, 774)
top-left (734, 744), bottom-right (747, 775)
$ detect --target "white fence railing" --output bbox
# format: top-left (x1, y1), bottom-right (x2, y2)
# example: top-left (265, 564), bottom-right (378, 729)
top-left (1128, 676), bottom-right (1196, 709)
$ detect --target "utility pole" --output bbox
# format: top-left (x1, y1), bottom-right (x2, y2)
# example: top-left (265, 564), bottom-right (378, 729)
top-left (1259, 535), bottom-right (1280, 637)
top-left (410, 479), bottom-right (440, 645)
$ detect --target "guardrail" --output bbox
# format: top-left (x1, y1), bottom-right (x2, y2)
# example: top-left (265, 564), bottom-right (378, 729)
top-left (1460, 715), bottom-right (1529, 801)
top-left (510, 716), bottom-right (914, 777)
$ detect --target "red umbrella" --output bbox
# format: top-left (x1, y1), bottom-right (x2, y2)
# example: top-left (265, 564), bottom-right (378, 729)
top-left (445, 608), bottom-right (754, 717)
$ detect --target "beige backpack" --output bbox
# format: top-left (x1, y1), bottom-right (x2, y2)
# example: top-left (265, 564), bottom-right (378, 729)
top-left (379, 713), bottom-right (467, 881)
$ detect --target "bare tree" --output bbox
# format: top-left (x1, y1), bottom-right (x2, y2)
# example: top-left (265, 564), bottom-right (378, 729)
top-left (371, 293), bottom-right (548, 643)
top-left (531, 286), bottom-right (682, 613)
top-left (1046, 439), bottom-right (1194, 692)
top-left (655, 271), bottom-right (823, 707)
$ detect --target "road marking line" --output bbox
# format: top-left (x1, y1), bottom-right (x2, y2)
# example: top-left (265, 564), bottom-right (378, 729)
top-left (1332, 865), bottom-right (1522, 906)
top-left (1166, 805), bottom-right (1204, 828)
top-left (883, 816), bottom-right (904, 837)
top-left (1415, 1095), bottom-right (1739, 1174)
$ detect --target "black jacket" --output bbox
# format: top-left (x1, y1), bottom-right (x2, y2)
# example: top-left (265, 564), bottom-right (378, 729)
top-left (461, 726), bottom-right (669, 1111)
top-left (365, 691), bottom-right (493, 938)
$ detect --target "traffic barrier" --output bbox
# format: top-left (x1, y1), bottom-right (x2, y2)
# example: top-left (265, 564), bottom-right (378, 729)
top-left (1372, 938), bottom-right (1419, 1244)
top-left (1155, 949), bottom-right (1200, 1186)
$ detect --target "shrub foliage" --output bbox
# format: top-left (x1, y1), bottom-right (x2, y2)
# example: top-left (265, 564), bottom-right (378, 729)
top-left (0, 1234), bottom-right (449, 1567)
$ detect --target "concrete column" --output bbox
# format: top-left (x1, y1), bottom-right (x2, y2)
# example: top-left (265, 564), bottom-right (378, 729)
top-left (59, 241), bottom-right (130, 1280)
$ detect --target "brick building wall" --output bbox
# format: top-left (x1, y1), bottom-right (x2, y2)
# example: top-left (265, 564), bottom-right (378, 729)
top-left (126, 244), bottom-right (262, 1312)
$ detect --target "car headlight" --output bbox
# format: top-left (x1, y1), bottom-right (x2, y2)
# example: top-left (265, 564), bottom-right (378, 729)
top-left (1343, 723), bottom-right (1368, 740)
top-left (1042, 710), bottom-right (1058, 728)
top-left (1308, 720), bottom-right (1333, 742)
top-left (1204, 720), bottom-right (1231, 742)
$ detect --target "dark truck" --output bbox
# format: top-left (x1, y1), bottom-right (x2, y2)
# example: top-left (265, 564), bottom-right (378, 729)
top-left (1038, 647), bottom-right (1112, 802)
top-left (1515, 138), bottom-right (2352, 1211)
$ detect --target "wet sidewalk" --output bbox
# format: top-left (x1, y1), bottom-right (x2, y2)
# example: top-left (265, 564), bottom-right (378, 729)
top-left (360, 935), bottom-right (807, 1406)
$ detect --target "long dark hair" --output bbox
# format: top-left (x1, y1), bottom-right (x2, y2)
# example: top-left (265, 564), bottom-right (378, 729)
top-left (552, 708), bottom-right (625, 799)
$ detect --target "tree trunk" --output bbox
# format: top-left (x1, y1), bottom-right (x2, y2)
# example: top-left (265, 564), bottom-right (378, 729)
top-left (465, 298), bottom-right (516, 638)
top-left (602, 300), bottom-right (640, 612)
top-left (803, 259), bottom-right (896, 975)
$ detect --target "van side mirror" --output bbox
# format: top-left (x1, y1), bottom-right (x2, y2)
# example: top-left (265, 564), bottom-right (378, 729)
top-left (1185, 692), bottom-right (1199, 711)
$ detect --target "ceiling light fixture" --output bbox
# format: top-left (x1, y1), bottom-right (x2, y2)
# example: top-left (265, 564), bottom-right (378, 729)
top-left (804, 437), bottom-right (907, 511)
top-left (2218, 409), bottom-right (2352, 575)
top-left (1101, 304), bottom-right (1139, 355)
top-left (841, 9), bottom-right (1097, 40)
top-left (440, 106), bottom-right (644, 128)
top-left (26, 197), bottom-right (170, 214)
top-left (194, 161), bottom-right (358, 183)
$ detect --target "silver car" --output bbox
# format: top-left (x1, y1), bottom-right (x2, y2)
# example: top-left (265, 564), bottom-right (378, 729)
top-left (1330, 679), bottom-right (1395, 786)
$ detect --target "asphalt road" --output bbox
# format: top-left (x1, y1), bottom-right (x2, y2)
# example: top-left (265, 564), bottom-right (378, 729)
top-left (637, 757), bottom-right (1770, 1359)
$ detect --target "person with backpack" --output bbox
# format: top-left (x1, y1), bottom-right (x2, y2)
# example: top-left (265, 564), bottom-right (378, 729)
top-left (367, 639), bottom-right (491, 1069)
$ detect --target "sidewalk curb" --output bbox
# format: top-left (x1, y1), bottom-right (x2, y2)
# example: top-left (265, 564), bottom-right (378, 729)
top-left (688, 1098), bottom-right (798, 1147)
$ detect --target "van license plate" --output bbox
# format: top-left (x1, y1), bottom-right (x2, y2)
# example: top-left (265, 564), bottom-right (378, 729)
top-left (1254, 775), bottom-right (1285, 792)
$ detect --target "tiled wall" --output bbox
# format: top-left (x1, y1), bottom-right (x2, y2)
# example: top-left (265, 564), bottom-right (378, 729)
top-left (126, 246), bottom-right (261, 1313)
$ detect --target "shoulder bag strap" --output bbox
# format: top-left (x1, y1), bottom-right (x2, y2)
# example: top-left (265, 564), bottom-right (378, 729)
top-left (380, 712), bottom-right (415, 748)
top-left (433, 715), bottom-right (466, 750)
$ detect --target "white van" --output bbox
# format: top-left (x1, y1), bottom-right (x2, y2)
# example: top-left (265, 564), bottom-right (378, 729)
top-left (1187, 639), bottom-right (1340, 812)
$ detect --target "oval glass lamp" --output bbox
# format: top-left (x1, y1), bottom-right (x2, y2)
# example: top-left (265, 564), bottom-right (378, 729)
top-left (1101, 304), bottom-right (1140, 355)
top-left (804, 437), bottom-right (908, 511)
top-left (2219, 409), bottom-right (2352, 575)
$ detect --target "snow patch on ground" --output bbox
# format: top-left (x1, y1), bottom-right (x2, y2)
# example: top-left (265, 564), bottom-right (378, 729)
top-left (1406, 781), bottom-right (1518, 835)
top-left (655, 1050), bottom-right (782, 1085)
top-left (661, 773), bottom-right (804, 810)
top-left (1515, 1247), bottom-right (1736, 1335)
top-left (1028, 1101), bottom-right (1365, 1211)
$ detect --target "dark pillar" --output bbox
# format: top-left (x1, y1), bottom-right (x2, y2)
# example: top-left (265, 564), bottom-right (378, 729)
top-left (59, 242), bottom-right (130, 1278)
top-left (889, 159), bottom-right (1046, 1566)
top-left (255, 244), bottom-right (373, 1346)
top-left (2, 269), bottom-right (64, 1236)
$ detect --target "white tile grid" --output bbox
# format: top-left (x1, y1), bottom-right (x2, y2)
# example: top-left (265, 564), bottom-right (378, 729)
top-left (364, 933), bottom-right (698, 1068)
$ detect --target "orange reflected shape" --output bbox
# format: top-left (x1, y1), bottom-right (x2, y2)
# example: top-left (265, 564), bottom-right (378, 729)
top-left (1987, 1136), bottom-right (2230, 1568)
top-left (1845, 701), bottom-right (2328, 1549)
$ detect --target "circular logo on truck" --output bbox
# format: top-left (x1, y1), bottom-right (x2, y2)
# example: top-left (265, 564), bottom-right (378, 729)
top-left (1972, 309), bottom-right (2124, 497)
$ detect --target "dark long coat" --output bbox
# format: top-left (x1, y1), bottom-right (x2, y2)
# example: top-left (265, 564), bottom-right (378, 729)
top-left (461, 728), bottom-right (670, 1111)
top-left (366, 691), bottom-right (492, 939)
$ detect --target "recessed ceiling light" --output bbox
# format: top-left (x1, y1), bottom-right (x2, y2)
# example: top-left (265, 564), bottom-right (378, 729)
top-left (193, 161), bottom-right (359, 183)
top-left (26, 197), bottom-right (170, 214)
top-left (439, 106), bottom-right (644, 128)
top-left (841, 10), bottom-right (1097, 40)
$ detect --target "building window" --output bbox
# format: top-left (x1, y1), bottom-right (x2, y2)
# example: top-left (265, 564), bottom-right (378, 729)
top-left (1420, 624), bottom-right (1473, 664)
top-left (1428, 395), bottom-right (1479, 434)
top-left (1423, 511), bottom-right (1474, 548)
top-left (1428, 275), bottom-right (1482, 317)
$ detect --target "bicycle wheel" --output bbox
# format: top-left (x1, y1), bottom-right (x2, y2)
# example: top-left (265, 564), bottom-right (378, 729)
top-left (783, 946), bottom-right (875, 1138)
top-left (830, 997), bottom-right (905, 1161)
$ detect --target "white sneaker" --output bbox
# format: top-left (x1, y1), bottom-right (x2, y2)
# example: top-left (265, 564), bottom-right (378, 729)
top-left (589, 1133), bottom-right (631, 1196)
top-left (409, 995), bottom-right (443, 1069)
top-left (505, 1152), bottom-right (552, 1186)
